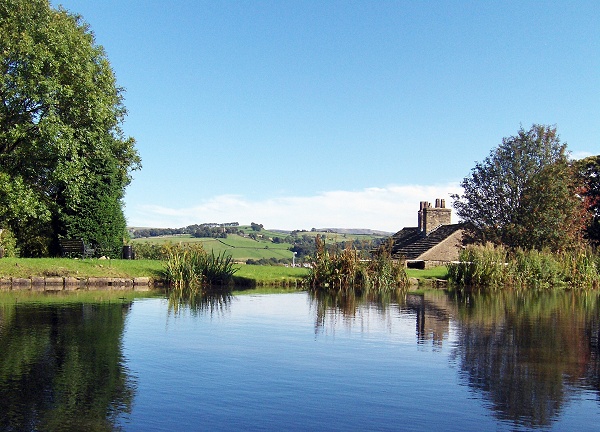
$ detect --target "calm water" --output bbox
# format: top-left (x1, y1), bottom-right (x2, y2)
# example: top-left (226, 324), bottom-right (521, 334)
top-left (1, 289), bottom-right (600, 431)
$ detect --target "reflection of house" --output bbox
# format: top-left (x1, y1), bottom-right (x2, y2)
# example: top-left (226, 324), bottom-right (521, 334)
top-left (388, 199), bottom-right (464, 268)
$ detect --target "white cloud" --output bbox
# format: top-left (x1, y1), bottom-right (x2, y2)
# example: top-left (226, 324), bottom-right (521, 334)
top-left (570, 150), bottom-right (595, 160)
top-left (126, 182), bottom-right (462, 232)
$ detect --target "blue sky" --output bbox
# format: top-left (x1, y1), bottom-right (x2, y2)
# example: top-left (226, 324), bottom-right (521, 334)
top-left (53, 0), bottom-right (599, 231)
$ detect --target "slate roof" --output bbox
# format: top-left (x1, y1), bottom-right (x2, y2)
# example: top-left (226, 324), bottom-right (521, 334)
top-left (389, 224), bottom-right (463, 260)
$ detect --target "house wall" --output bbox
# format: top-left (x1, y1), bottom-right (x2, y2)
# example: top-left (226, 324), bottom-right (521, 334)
top-left (417, 229), bottom-right (464, 263)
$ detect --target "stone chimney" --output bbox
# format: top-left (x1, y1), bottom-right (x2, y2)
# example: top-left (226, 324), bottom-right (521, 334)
top-left (418, 199), bottom-right (451, 234)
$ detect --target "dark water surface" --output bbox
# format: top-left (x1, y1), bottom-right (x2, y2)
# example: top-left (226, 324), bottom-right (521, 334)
top-left (1, 289), bottom-right (600, 431)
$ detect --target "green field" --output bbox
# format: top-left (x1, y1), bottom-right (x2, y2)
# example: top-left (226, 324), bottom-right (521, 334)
top-left (131, 228), bottom-right (389, 262)
top-left (235, 264), bottom-right (309, 286)
top-left (131, 234), bottom-right (294, 261)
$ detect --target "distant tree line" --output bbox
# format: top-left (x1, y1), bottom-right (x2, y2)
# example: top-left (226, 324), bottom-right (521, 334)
top-left (131, 223), bottom-right (240, 239)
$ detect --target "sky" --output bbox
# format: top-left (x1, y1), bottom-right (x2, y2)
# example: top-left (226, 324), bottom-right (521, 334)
top-left (52, 0), bottom-right (599, 232)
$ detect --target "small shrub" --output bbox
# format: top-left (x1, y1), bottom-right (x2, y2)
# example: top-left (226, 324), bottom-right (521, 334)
top-left (0, 228), bottom-right (18, 257)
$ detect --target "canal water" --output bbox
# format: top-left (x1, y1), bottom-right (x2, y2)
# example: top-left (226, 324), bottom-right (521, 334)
top-left (1, 289), bottom-right (599, 431)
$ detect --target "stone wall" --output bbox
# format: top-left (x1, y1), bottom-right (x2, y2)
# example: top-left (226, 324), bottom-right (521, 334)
top-left (0, 277), bottom-right (159, 292)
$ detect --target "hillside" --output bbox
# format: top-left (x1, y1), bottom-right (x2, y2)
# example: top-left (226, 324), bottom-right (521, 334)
top-left (130, 225), bottom-right (391, 263)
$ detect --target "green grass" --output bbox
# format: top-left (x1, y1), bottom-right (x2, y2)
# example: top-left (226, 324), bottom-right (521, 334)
top-left (406, 266), bottom-right (449, 280)
top-left (0, 258), bottom-right (164, 279)
top-left (130, 229), bottom-right (389, 262)
top-left (0, 257), bottom-right (447, 288)
top-left (234, 264), bottom-right (309, 286)
top-left (131, 234), bottom-right (295, 261)
top-left (0, 257), bottom-right (309, 286)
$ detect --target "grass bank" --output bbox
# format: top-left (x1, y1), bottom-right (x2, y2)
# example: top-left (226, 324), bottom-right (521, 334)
top-left (234, 264), bottom-right (309, 286)
top-left (0, 258), bottom-right (446, 288)
top-left (0, 258), bottom-right (165, 279)
top-left (406, 266), bottom-right (448, 280)
top-left (0, 258), bottom-right (309, 286)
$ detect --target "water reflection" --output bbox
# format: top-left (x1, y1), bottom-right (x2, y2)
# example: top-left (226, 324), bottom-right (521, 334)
top-left (1, 288), bottom-right (599, 430)
top-left (308, 288), bottom-right (403, 333)
top-left (308, 288), bottom-right (453, 347)
top-left (166, 286), bottom-right (233, 317)
top-left (307, 287), bottom-right (600, 428)
top-left (0, 299), bottom-right (135, 431)
top-left (449, 289), bottom-right (600, 428)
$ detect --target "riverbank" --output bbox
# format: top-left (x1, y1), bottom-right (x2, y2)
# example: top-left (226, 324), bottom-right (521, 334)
top-left (0, 258), bottom-right (311, 289)
top-left (0, 258), bottom-right (448, 290)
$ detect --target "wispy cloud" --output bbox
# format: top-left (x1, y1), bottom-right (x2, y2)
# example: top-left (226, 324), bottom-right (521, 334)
top-left (569, 150), bottom-right (594, 160)
top-left (127, 183), bottom-right (461, 232)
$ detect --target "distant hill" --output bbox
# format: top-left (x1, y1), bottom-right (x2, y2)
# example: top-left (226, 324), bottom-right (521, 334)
top-left (129, 226), bottom-right (393, 237)
top-left (315, 228), bottom-right (393, 236)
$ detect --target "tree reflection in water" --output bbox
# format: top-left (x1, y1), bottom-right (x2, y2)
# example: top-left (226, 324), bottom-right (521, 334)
top-left (307, 287), bottom-right (600, 428)
top-left (449, 289), bottom-right (600, 428)
top-left (0, 299), bottom-right (135, 431)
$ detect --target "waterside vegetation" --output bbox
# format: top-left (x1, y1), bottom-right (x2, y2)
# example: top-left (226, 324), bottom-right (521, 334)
top-left (448, 244), bottom-right (600, 289)
top-left (0, 256), bottom-right (310, 286)
top-left (163, 245), bottom-right (238, 287)
top-left (307, 237), bottom-right (408, 294)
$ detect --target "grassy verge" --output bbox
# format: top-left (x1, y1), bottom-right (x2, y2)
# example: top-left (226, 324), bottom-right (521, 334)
top-left (234, 264), bottom-right (309, 286)
top-left (0, 258), bottom-right (447, 288)
top-left (0, 258), bottom-right (309, 286)
top-left (406, 266), bottom-right (448, 280)
top-left (0, 258), bottom-right (164, 279)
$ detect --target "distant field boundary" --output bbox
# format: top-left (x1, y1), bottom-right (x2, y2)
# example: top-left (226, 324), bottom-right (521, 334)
top-left (215, 238), bottom-right (290, 251)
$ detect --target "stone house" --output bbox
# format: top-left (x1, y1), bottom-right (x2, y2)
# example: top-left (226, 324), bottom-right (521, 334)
top-left (386, 199), bottom-right (464, 268)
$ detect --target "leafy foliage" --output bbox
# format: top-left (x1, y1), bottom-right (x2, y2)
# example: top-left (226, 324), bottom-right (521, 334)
top-left (575, 155), bottom-right (600, 246)
top-left (0, 0), bottom-right (140, 256)
top-left (452, 125), bottom-right (586, 252)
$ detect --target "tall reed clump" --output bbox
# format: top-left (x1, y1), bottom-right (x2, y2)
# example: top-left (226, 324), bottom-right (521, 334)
top-left (448, 243), bottom-right (508, 287)
top-left (307, 236), bottom-right (407, 294)
top-left (448, 244), bottom-right (600, 289)
top-left (163, 244), bottom-right (238, 287)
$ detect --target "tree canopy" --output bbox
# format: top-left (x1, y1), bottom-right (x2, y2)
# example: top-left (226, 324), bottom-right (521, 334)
top-left (0, 0), bottom-right (140, 256)
top-left (452, 125), bottom-right (586, 252)
top-left (575, 155), bottom-right (600, 246)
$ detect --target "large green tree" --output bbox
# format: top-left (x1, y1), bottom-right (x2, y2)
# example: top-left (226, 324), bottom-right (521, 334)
top-left (0, 0), bottom-right (140, 256)
top-left (575, 155), bottom-right (600, 246)
top-left (452, 125), bottom-right (586, 252)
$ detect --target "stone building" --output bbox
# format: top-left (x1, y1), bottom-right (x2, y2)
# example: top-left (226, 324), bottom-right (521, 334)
top-left (387, 199), bottom-right (464, 268)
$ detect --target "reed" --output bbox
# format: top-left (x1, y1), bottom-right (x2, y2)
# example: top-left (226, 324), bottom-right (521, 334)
top-left (448, 244), bottom-right (600, 289)
top-left (307, 236), bottom-right (407, 294)
top-left (447, 243), bottom-right (508, 287)
top-left (163, 243), bottom-right (238, 287)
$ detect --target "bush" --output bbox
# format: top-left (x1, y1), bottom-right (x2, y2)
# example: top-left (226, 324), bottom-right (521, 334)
top-left (0, 228), bottom-right (18, 257)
